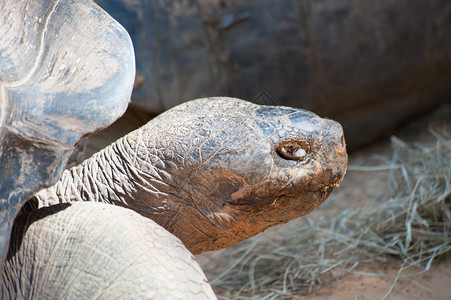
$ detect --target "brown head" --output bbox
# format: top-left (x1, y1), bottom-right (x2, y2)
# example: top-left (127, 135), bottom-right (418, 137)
top-left (118, 97), bottom-right (348, 254)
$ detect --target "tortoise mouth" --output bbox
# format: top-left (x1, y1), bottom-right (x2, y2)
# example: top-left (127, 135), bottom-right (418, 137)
top-left (276, 181), bottom-right (340, 209)
top-left (222, 175), bottom-right (343, 212)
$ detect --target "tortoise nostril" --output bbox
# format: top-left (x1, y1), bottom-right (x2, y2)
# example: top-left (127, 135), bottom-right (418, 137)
top-left (336, 135), bottom-right (346, 153)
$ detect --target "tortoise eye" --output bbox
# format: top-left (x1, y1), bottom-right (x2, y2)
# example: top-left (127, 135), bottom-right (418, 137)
top-left (276, 141), bottom-right (311, 161)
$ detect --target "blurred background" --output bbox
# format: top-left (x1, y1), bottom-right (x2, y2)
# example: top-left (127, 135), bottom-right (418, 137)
top-left (90, 0), bottom-right (451, 153)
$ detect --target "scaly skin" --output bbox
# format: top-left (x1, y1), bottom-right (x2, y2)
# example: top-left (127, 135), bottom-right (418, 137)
top-left (2, 202), bottom-right (216, 299)
top-left (33, 97), bottom-right (348, 254)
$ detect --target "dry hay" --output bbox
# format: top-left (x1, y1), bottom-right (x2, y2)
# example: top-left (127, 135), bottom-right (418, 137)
top-left (207, 129), bottom-right (451, 299)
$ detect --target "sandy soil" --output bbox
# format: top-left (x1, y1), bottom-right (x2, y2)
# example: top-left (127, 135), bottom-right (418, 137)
top-left (310, 258), bottom-right (451, 300)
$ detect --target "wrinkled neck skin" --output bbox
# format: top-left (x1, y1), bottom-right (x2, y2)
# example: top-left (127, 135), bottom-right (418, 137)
top-left (34, 137), bottom-right (138, 209)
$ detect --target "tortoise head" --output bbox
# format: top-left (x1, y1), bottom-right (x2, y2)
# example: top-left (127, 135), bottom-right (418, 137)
top-left (122, 97), bottom-right (347, 253)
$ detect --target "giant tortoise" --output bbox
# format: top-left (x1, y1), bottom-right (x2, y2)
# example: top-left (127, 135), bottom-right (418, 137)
top-left (2, 97), bottom-right (347, 298)
top-left (0, 1), bottom-right (348, 299)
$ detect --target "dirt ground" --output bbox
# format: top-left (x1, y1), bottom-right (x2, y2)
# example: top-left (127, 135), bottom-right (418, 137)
top-left (87, 103), bottom-right (451, 300)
